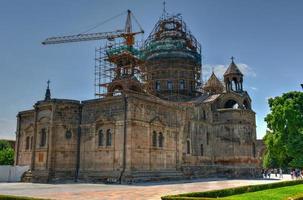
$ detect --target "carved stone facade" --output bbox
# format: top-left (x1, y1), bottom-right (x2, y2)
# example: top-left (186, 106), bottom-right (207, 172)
top-left (15, 82), bottom-right (259, 182)
top-left (15, 13), bottom-right (260, 183)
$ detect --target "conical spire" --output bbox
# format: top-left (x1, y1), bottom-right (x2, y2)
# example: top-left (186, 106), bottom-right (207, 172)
top-left (224, 57), bottom-right (243, 76)
top-left (203, 72), bottom-right (224, 94)
top-left (44, 80), bottom-right (51, 101)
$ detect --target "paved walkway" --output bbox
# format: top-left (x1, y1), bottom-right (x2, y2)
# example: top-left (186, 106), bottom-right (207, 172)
top-left (0, 176), bottom-right (290, 200)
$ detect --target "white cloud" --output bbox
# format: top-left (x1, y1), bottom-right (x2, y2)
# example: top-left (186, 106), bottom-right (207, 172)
top-left (202, 63), bottom-right (256, 82)
top-left (250, 87), bottom-right (258, 91)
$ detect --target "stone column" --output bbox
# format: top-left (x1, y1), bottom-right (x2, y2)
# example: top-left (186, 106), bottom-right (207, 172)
top-left (31, 107), bottom-right (38, 170)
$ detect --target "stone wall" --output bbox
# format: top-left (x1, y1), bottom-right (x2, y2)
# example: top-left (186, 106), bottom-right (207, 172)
top-left (16, 91), bottom-right (260, 182)
top-left (16, 110), bottom-right (35, 166)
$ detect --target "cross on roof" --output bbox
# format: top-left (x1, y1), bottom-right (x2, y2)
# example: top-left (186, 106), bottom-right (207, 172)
top-left (163, 0), bottom-right (166, 13)
top-left (47, 80), bottom-right (50, 88)
top-left (231, 56), bottom-right (235, 62)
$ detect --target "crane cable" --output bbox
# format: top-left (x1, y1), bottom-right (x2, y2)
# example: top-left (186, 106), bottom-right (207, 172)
top-left (131, 12), bottom-right (144, 33)
top-left (80, 10), bottom-right (127, 34)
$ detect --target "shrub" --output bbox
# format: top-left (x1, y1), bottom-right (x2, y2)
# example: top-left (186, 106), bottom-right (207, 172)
top-left (287, 193), bottom-right (303, 200)
top-left (162, 180), bottom-right (303, 200)
top-left (0, 147), bottom-right (14, 165)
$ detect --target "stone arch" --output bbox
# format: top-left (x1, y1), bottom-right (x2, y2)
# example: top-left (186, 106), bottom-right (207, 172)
top-left (224, 99), bottom-right (240, 109)
top-left (129, 85), bottom-right (141, 93)
top-left (38, 116), bottom-right (51, 123)
top-left (232, 77), bottom-right (238, 91)
top-left (243, 99), bottom-right (251, 109)
top-left (108, 84), bottom-right (123, 96)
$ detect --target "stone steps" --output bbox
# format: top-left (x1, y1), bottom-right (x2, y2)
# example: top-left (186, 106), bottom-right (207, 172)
top-left (21, 170), bottom-right (33, 182)
top-left (122, 170), bottom-right (184, 183)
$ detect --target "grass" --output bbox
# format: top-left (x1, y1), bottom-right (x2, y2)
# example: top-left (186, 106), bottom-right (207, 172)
top-left (161, 180), bottom-right (303, 200)
top-left (223, 184), bottom-right (303, 200)
top-left (0, 195), bottom-right (46, 200)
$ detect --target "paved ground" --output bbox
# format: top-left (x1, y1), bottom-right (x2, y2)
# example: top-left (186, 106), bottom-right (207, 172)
top-left (0, 176), bottom-right (291, 200)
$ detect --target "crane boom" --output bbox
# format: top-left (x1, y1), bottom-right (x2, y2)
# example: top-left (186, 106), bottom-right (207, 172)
top-left (42, 10), bottom-right (144, 46)
top-left (42, 30), bottom-right (124, 45)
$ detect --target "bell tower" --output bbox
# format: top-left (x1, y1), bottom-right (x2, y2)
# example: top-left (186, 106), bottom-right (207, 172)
top-left (224, 57), bottom-right (243, 92)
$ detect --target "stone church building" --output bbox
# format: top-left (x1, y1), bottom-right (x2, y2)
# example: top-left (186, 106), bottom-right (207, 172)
top-left (15, 12), bottom-right (259, 183)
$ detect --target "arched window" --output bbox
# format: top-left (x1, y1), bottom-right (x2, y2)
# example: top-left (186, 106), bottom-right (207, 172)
top-left (106, 129), bottom-right (112, 146)
top-left (40, 128), bottom-right (46, 147)
top-left (232, 78), bottom-right (238, 91)
top-left (113, 89), bottom-right (122, 96)
top-left (179, 80), bottom-right (185, 90)
top-left (65, 130), bottom-right (72, 139)
top-left (252, 143), bottom-right (256, 158)
top-left (167, 80), bottom-right (173, 91)
top-left (186, 140), bottom-right (191, 154)
top-left (224, 99), bottom-right (239, 109)
top-left (203, 110), bottom-right (206, 120)
top-left (98, 129), bottom-right (104, 146)
top-left (200, 144), bottom-right (204, 156)
top-left (158, 132), bottom-right (164, 148)
top-left (152, 131), bottom-right (157, 147)
top-left (190, 81), bottom-right (195, 92)
top-left (25, 136), bottom-right (30, 150)
top-left (155, 80), bottom-right (161, 91)
top-left (206, 132), bottom-right (210, 145)
top-left (30, 136), bottom-right (33, 150)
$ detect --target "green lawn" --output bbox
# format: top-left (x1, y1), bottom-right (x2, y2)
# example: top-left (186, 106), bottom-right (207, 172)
top-left (0, 196), bottom-right (45, 200)
top-left (223, 184), bottom-right (303, 200)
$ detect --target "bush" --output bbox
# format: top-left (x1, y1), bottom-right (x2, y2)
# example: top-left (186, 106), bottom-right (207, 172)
top-left (0, 147), bottom-right (14, 165)
top-left (287, 193), bottom-right (303, 200)
top-left (162, 180), bottom-right (303, 200)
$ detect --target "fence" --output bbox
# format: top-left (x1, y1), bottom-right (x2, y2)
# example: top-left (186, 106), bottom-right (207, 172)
top-left (0, 165), bottom-right (29, 182)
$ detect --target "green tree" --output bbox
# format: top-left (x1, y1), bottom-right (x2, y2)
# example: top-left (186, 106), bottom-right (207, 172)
top-left (0, 140), bottom-right (11, 151)
top-left (0, 140), bottom-right (14, 165)
top-left (263, 91), bottom-right (303, 168)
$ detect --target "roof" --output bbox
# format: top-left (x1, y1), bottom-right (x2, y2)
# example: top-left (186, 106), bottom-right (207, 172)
top-left (203, 72), bottom-right (224, 93)
top-left (204, 72), bottom-right (223, 88)
top-left (224, 61), bottom-right (243, 76)
top-left (203, 94), bottom-right (221, 103)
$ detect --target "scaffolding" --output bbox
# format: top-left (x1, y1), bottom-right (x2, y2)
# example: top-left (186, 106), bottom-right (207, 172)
top-left (141, 14), bottom-right (202, 101)
top-left (94, 40), bottom-right (143, 98)
top-left (94, 13), bottom-right (202, 101)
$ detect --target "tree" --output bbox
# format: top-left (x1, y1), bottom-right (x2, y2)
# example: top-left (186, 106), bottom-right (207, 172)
top-left (263, 91), bottom-right (303, 168)
top-left (0, 140), bottom-right (11, 151)
top-left (0, 140), bottom-right (14, 165)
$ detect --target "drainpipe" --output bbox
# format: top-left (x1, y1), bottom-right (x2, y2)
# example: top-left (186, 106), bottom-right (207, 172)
top-left (15, 114), bottom-right (21, 165)
top-left (119, 94), bottom-right (128, 183)
top-left (75, 104), bottom-right (82, 182)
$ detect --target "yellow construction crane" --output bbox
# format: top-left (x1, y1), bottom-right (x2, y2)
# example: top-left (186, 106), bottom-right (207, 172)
top-left (42, 10), bottom-right (144, 47)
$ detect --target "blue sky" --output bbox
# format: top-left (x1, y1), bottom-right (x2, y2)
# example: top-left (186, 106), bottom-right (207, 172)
top-left (0, 0), bottom-right (302, 140)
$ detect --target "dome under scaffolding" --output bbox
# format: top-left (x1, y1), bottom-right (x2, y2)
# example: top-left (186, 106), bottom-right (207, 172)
top-left (141, 14), bottom-right (202, 101)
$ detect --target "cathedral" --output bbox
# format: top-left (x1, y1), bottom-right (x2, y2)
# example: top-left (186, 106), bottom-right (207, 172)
top-left (15, 12), bottom-right (259, 183)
